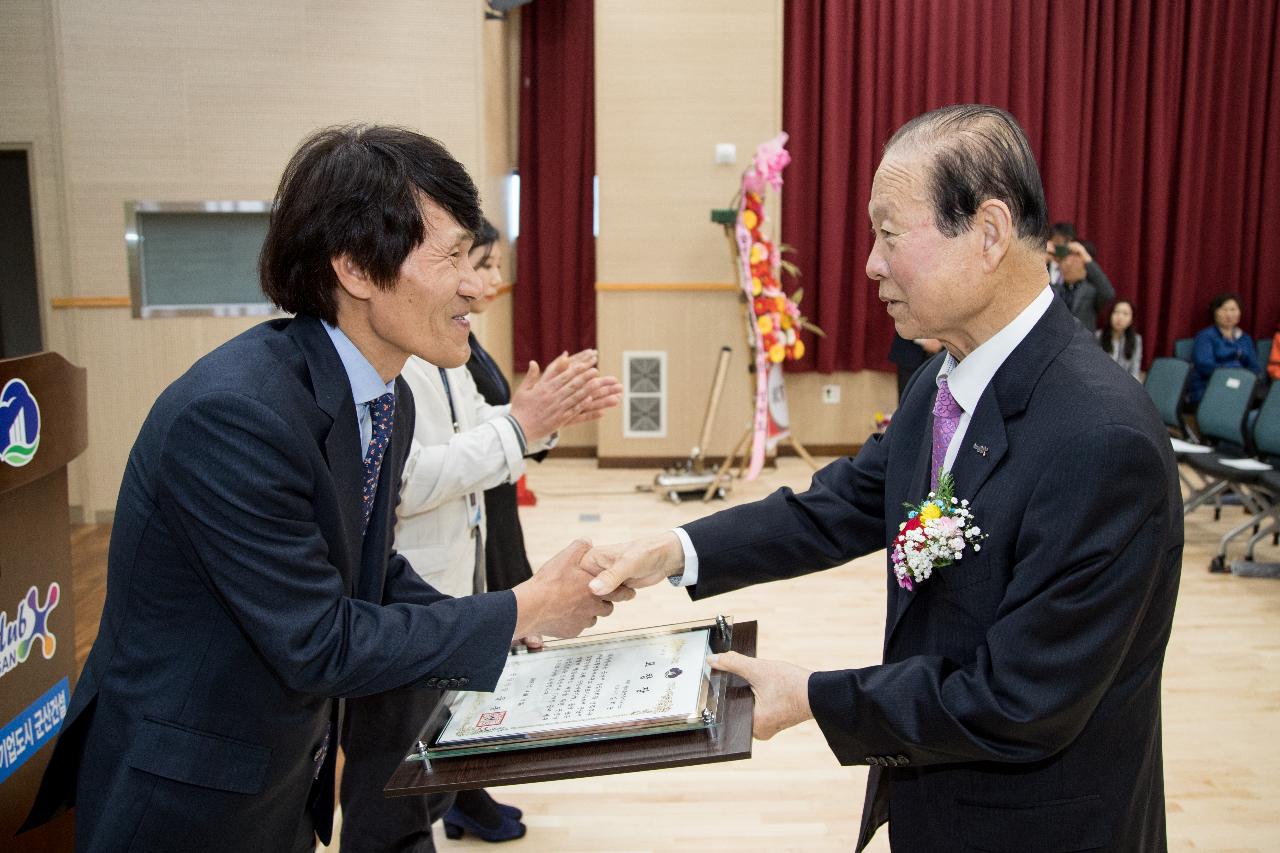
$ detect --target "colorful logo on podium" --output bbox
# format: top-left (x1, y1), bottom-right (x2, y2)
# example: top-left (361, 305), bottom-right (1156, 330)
top-left (0, 378), bottom-right (41, 467)
top-left (0, 583), bottom-right (60, 680)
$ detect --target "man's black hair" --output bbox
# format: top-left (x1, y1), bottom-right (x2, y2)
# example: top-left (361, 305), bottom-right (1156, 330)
top-left (260, 125), bottom-right (483, 324)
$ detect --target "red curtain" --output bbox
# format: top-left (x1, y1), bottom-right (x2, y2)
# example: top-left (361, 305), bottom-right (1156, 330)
top-left (782, 0), bottom-right (1280, 372)
top-left (514, 0), bottom-right (596, 368)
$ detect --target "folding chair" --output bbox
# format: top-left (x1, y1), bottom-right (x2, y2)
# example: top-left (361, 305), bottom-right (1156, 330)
top-left (1173, 338), bottom-right (1194, 362)
top-left (1145, 357), bottom-right (1206, 493)
top-left (1237, 388), bottom-right (1280, 566)
top-left (1194, 383), bottom-right (1280, 571)
top-left (1257, 336), bottom-right (1272, 371)
top-left (1145, 358), bottom-right (1192, 438)
top-left (1183, 368), bottom-right (1259, 519)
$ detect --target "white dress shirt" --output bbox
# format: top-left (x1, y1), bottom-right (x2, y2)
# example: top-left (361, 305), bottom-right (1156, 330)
top-left (933, 286), bottom-right (1055, 473)
top-left (673, 286), bottom-right (1055, 588)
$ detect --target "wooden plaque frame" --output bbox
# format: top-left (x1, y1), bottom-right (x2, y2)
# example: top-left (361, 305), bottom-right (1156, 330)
top-left (385, 620), bottom-right (757, 796)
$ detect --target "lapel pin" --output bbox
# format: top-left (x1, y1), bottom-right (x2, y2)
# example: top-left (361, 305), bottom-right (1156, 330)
top-left (972, 443), bottom-right (989, 456)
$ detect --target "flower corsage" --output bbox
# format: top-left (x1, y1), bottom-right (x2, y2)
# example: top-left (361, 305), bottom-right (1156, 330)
top-left (891, 472), bottom-right (986, 591)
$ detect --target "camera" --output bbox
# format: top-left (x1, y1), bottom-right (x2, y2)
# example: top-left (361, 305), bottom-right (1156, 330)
top-left (1053, 244), bottom-right (1071, 259)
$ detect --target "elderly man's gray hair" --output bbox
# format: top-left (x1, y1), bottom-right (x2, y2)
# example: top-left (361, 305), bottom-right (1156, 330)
top-left (887, 104), bottom-right (1050, 248)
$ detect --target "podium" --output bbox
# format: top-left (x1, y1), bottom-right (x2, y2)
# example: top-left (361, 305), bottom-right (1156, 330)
top-left (0, 352), bottom-right (87, 852)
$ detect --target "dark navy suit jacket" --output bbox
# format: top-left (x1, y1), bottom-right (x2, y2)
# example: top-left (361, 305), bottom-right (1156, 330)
top-left (684, 299), bottom-right (1182, 852)
top-left (23, 315), bottom-right (518, 851)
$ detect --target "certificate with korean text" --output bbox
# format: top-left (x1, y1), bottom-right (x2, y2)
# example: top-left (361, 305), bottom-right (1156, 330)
top-left (423, 619), bottom-right (730, 756)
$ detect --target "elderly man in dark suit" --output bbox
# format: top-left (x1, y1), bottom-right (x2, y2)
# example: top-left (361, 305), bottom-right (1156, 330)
top-left (20, 126), bottom-right (627, 852)
top-left (585, 105), bottom-right (1181, 852)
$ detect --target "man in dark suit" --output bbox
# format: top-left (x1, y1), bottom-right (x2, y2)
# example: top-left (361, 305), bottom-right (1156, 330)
top-left (584, 105), bottom-right (1181, 852)
top-left (1049, 236), bottom-right (1115, 331)
top-left (20, 126), bottom-right (625, 852)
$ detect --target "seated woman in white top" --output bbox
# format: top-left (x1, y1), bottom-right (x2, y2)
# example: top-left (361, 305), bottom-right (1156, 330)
top-left (1096, 299), bottom-right (1142, 379)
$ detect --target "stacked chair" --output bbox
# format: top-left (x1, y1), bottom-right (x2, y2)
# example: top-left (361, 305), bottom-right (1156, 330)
top-left (1145, 358), bottom-right (1193, 438)
top-left (1236, 396), bottom-right (1280, 569)
top-left (1144, 357), bottom-right (1204, 494)
top-left (1185, 378), bottom-right (1280, 572)
top-left (1180, 368), bottom-right (1259, 520)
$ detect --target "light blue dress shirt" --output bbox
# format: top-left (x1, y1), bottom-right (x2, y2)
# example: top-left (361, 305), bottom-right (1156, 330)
top-left (322, 321), bottom-right (396, 458)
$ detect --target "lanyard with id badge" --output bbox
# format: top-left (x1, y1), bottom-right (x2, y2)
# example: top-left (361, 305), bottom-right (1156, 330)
top-left (438, 368), bottom-right (483, 535)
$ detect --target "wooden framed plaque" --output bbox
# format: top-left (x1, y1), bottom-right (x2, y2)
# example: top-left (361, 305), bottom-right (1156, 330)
top-left (384, 619), bottom-right (757, 796)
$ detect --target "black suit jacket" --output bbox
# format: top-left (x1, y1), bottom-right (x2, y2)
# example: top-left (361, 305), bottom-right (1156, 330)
top-left (684, 299), bottom-right (1181, 852)
top-left (23, 316), bottom-right (517, 852)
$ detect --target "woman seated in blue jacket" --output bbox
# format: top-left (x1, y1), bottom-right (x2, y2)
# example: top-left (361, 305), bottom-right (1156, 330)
top-left (1188, 292), bottom-right (1263, 402)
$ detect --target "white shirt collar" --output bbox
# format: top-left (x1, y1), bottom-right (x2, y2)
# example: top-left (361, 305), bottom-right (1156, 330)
top-left (936, 286), bottom-right (1055, 413)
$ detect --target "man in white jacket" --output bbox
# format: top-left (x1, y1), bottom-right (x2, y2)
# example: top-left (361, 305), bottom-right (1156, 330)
top-left (340, 347), bottom-right (621, 851)
top-left (395, 350), bottom-right (616, 599)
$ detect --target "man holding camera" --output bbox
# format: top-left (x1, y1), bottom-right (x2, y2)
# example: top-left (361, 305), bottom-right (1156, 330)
top-left (1048, 222), bottom-right (1114, 331)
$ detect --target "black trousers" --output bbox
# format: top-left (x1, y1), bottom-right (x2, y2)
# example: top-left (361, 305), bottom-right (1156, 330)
top-left (482, 482), bottom-right (534, 592)
top-left (340, 685), bottom-right (451, 853)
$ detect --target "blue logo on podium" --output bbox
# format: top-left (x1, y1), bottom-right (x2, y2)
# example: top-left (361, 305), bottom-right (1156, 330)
top-left (0, 677), bottom-right (68, 784)
top-left (0, 378), bottom-right (40, 467)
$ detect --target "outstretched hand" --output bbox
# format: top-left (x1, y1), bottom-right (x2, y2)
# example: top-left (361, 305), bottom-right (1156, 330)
top-left (582, 532), bottom-right (686, 596)
top-left (510, 350), bottom-right (623, 443)
top-left (710, 651), bottom-right (814, 740)
top-left (511, 539), bottom-right (635, 641)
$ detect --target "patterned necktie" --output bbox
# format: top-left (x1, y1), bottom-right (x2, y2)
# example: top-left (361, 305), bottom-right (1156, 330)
top-left (361, 392), bottom-right (396, 531)
top-left (930, 377), bottom-right (963, 491)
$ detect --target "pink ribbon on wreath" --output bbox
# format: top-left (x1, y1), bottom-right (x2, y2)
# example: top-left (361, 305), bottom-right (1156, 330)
top-left (734, 132), bottom-right (791, 480)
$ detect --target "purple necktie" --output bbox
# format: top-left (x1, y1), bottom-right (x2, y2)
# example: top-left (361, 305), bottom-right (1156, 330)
top-left (931, 377), bottom-right (963, 490)
top-left (361, 392), bottom-right (395, 532)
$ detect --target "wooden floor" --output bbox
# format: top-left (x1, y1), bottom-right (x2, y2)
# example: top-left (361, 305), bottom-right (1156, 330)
top-left (71, 458), bottom-right (1280, 852)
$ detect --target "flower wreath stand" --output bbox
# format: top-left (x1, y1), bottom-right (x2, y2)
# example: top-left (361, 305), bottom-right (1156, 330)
top-left (706, 133), bottom-right (823, 495)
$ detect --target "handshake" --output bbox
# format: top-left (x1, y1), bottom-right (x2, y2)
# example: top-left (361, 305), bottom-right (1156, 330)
top-left (508, 532), bottom-right (815, 741)
top-left (509, 533), bottom-right (685, 643)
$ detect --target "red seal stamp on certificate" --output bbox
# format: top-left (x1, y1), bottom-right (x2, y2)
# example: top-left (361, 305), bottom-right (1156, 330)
top-left (476, 711), bottom-right (506, 728)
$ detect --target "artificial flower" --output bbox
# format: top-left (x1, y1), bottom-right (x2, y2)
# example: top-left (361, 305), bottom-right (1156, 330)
top-left (743, 132), bottom-right (791, 193)
top-left (890, 473), bottom-right (986, 591)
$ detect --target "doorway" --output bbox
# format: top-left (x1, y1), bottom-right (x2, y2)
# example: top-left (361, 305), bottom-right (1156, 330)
top-left (0, 149), bottom-right (44, 358)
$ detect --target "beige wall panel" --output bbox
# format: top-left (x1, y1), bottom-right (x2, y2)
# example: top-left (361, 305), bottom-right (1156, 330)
top-left (53, 2), bottom-right (483, 185)
top-left (480, 10), bottom-right (516, 215)
top-left (0, 1), bottom-right (59, 132)
top-left (595, 0), bottom-right (782, 284)
top-left (30, 0), bottom-right (490, 514)
top-left (553, 418), bottom-right (597, 449)
top-left (593, 0), bottom-right (895, 463)
top-left (596, 289), bottom-right (755, 459)
top-left (71, 311), bottom-right (263, 514)
top-left (785, 369), bottom-right (899, 446)
top-left (595, 289), bottom-right (897, 460)
top-left (474, 8), bottom-right (515, 381)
